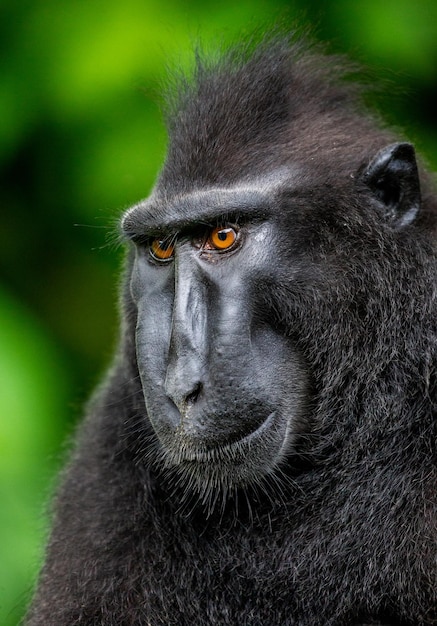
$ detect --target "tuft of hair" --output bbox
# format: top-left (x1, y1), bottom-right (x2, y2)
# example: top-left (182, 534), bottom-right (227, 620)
top-left (158, 32), bottom-right (387, 191)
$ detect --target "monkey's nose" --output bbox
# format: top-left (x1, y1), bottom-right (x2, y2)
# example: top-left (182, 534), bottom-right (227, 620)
top-left (164, 367), bottom-right (203, 416)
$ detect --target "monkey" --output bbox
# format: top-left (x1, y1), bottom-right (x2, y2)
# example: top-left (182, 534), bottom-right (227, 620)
top-left (26, 34), bottom-right (436, 626)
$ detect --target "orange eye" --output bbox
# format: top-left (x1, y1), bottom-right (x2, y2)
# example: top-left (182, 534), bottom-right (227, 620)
top-left (209, 226), bottom-right (238, 251)
top-left (150, 238), bottom-right (175, 261)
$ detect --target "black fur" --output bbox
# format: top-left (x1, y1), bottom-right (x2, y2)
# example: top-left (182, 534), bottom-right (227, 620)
top-left (26, 34), bottom-right (437, 626)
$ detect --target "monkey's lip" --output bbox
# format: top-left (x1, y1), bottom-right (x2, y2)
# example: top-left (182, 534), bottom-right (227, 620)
top-left (229, 410), bottom-right (277, 447)
top-left (167, 411), bottom-right (280, 464)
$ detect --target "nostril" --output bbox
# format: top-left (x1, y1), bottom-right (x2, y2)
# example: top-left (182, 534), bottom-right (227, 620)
top-left (185, 382), bottom-right (202, 406)
top-left (164, 367), bottom-right (204, 413)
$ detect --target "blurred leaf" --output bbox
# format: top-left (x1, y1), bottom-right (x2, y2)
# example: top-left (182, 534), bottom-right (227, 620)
top-left (0, 287), bottom-right (69, 625)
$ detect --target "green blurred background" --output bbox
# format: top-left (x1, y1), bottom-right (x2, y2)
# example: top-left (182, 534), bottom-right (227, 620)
top-left (1, 0), bottom-right (436, 623)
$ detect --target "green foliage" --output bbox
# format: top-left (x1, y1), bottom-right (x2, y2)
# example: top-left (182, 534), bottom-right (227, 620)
top-left (0, 1), bottom-right (436, 623)
top-left (0, 288), bottom-right (67, 624)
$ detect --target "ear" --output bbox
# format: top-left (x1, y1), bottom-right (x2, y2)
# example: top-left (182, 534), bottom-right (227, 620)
top-left (360, 142), bottom-right (421, 228)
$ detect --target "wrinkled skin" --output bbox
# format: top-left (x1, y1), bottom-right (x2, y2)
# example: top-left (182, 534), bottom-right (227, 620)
top-left (125, 182), bottom-right (309, 505)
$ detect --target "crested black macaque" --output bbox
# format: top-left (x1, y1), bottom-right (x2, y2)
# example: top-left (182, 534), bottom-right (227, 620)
top-left (27, 35), bottom-right (437, 626)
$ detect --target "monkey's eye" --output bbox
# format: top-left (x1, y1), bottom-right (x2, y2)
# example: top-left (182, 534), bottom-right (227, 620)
top-left (206, 226), bottom-right (239, 251)
top-left (150, 238), bottom-right (175, 262)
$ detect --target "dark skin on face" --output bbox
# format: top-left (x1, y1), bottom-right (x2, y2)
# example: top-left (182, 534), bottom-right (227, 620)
top-left (121, 178), bottom-right (309, 499)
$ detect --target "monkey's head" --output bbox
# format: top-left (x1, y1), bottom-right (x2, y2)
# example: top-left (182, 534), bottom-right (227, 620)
top-left (120, 37), bottom-right (435, 507)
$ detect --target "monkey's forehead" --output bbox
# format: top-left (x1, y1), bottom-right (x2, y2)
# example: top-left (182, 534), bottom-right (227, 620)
top-left (120, 169), bottom-right (298, 235)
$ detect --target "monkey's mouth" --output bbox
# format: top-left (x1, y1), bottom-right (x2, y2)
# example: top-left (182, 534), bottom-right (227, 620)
top-left (160, 410), bottom-right (290, 489)
top-left (172, 411), bottom-right (278, 462)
